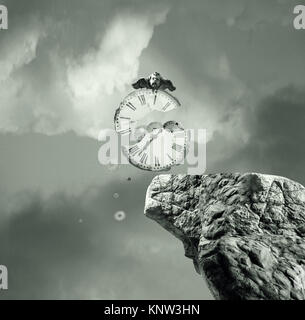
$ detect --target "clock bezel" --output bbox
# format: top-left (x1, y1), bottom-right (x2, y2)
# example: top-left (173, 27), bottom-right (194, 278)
top-left (114, 88), bottom-right (187, 172)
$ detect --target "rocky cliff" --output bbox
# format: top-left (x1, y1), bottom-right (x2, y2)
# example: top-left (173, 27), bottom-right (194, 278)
top-left (144, 173), bottom-right (305, 300)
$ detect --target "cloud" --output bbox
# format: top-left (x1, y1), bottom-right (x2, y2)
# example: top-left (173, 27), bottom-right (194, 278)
top-left (0, 180), bottom-right (212, 299)
top-left (66, 9), bottom-right (168, 137)
top-left (0, 18), bottom-right (44, 82)
top-left (0, 0), bottom-right (302, 142)
top-left (194, 0), bottom-right (299, 30)
top-left (207, 85), bottom-right (305, 186)
top-left (0, 4), bottom-right (169, 138)
top-left (67, 11), bottom-right (167, 99)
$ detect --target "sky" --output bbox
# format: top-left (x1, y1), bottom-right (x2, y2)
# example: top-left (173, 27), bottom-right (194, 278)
top-left (0, 0), bottom-right (304, 299)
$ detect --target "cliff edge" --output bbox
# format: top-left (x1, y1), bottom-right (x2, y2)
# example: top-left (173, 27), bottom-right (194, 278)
top-left (144, 173), bottom-right (305, 300)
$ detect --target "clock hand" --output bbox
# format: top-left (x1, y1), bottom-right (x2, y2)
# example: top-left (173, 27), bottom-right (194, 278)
top-left (140, 129), bottom-right (162, 151)
top-left (141, 134), bottom-right (154, 151)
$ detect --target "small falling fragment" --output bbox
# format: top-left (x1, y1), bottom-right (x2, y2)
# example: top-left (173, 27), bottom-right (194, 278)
top-left (113, 193), bottom-right (119, 199)
top-left (107, 163), bottom-right (119, 171)
top-left (127, 177), bottom-right (131, 181)
top-left (114, 211), bottom-right (126, 221)
top-left (78, 219), bottom-right (83, 223)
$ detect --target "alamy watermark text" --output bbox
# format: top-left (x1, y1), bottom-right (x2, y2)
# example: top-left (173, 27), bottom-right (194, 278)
top-left (0, 4), bottom-right (8, 30)
top-left (294, 5), bottom-right (305, 29)
top-left (0, 265), bottom-right (8, 290)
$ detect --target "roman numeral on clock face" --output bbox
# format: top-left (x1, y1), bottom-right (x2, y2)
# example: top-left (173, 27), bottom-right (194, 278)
top-left (140, 153), bottom-right (148, 164)
top-left (154, 156), bottom-right (160, 167)
top-left (138, 95), bottom-right (146, 105)
top-left (167, 153), bottom-right (174, 162)
top-left (172, 143), bottom-right (184, 152)
top-left (126, 102), bottom-right (136, 111)
top-left (162, 102), bottom-right (171, 111)
top-left (129, 145), bottom-right (140, 156)
top-left (118, 128), bottom-right (131, 135)
top-left (153, 94), bottom-right (157, 105)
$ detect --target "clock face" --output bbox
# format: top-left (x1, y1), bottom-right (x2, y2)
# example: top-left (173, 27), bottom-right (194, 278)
top-left (114, 89), bottom-right (188, 171)
top-left (127, 123), bottom-right (188, 171)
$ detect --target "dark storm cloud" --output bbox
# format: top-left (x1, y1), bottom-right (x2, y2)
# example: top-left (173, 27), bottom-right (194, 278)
top-left (207, 85), bottom-right (305, 186)
top-left (0, 132), bottom-right (213, 299)
top-left (0, 179), bottom-right (212, 299)
top-left (137, 0), bottom-right (305, 145)
top-left (1, 0), bottom-right (305, 301)
top-left (2, 0), bottom-right (170, 55)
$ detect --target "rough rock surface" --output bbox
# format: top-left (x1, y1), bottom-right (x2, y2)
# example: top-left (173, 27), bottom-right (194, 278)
top-left (144, 173), bottom-right (305, 300)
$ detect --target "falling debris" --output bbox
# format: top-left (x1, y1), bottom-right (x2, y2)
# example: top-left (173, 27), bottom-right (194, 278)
top-left (107, 163), bottom-right (119, 171)
top-left (113, 193), bottom-right (119, 199)
top-left (114, 211), bottom-right (126, 221)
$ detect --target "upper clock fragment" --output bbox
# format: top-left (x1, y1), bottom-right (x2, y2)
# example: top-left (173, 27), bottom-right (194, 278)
top-left (113, 72), bottom-right (187, 172)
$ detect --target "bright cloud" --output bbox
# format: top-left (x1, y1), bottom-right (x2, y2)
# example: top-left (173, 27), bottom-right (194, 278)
top-left (0, 8), bottom-right (169, 138)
